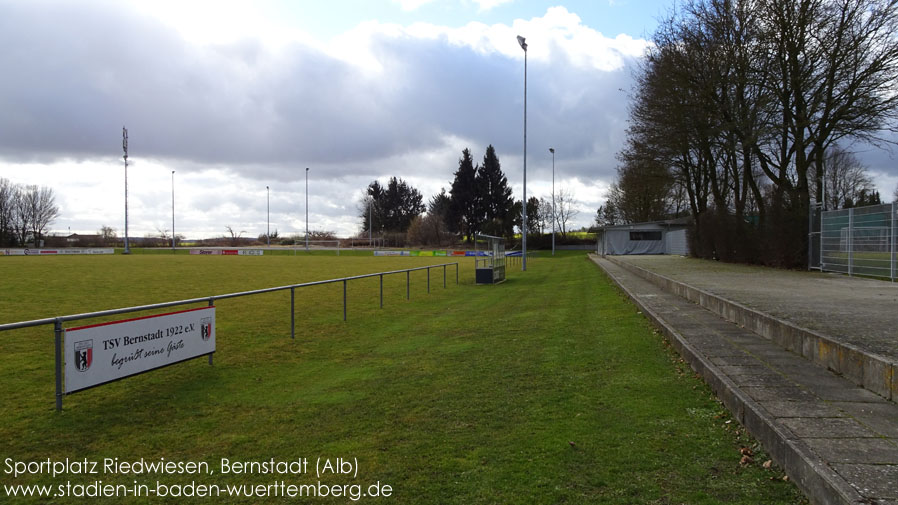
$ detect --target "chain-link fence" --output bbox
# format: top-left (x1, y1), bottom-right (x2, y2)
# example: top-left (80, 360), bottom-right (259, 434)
top-left (809, 202), bottom-right (897, 280)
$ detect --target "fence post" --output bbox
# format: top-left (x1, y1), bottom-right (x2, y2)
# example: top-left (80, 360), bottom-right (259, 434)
top-left (427, 267), bottom-right (430, 293)
top-left (54, 319), bottom-right (63, 411)
top-left (290, 287), bottom-right (295, 339)
top-left (456, 263), bottom-right (458, 285)
top-left (443, 264), bottom-right (446, 288)
top-left (891, 202), bottom-right (898, 282)
top-left (406, 271), bottom-right (410, 300)
top-left (848, 208), bottom-right (854, 277)
top-left (208, 298), bottom-right (214, 365)
top-left (343, 280), bottom-right (347, 321)
top-left (379, 274), bottom-right (383, 308)
top-left (808, 203), bottom-right (815, 271)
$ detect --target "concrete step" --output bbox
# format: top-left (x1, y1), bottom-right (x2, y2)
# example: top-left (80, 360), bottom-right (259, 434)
top-left (603, 255), bottom-right (898, 403)
top-left (591, 254), bottom-right (898, 505)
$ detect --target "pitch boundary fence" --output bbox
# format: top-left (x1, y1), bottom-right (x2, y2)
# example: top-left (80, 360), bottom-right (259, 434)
top-left (809, 202), bottom-right (896, 280)
top-left (0, 262), bottom-right (459, 410)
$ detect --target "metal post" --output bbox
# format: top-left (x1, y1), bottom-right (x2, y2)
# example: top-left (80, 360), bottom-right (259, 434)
top-left (808, 202), bottom-right (814, 271)
top-left (171, 170), bottom-right (176, 253)
top-left (406, 271), bottom-right (410, 300)
top-left (208, 298), bottom-right (214, 365)
top-left (892, 202), bottom-right (898, 282)
top-left (266, 186), bottom-right (270, 247)
top-left (427, 267), bottom-right (430, 293)
top-left (290, 287), bottom-right (295, 339)
top-left (54, 319), bottom-right (63, 411)
top-left (848, 208), bottom-right (854, 277)
top-left (379, 274), bottom-right (383, 308)
top-left (518, 35), bottom-right (528, 272)
top-left (550, 147), bottom-right (555, 256)
top-left (820, 204), bottom-right (825, 270)
top-left (343, 280), bottom-right (347, 321)
top-left (305, 167), bottom-right (309, 251)
top-left (443, 264), bottom-right (446, 288)
top-left (122, 127), bottom-right (130, 254)
top-left (456, 263), bottom-right (458, 285)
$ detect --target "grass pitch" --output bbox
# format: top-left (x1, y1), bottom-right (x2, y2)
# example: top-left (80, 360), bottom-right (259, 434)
top-left (0, 252), bottom-right (803, 504)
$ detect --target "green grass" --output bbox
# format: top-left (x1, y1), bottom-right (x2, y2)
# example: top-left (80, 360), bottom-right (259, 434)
top-left (0, 252), bottom-right (803, 504)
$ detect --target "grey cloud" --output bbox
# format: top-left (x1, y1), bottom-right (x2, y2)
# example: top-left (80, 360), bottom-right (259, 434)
top-left (1, 2), bottom-right (638, 183)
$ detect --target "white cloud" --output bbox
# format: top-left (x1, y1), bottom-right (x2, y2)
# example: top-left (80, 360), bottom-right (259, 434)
top-left (393, 0), bottom-right (437, 12)
top-left (472, 0), bottom-right (514, 12)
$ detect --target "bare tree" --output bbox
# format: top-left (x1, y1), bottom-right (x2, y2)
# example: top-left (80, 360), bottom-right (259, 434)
top-left (538, 197), bottom-right (553, 235)
top-left (13, 185), bottom-right (31, 245)
top-left (553, 187), bottom-right (579, 238)
top-left (225, 225), bottom-right (246, 246)
top-left (99, 226), bottom-right (117, 245)
top-left (809, 146), bottom-right (876, 209)
top-left (0, 178), bottom-right (14, 246)
top-left (28, 186), bottom-right (59, 245)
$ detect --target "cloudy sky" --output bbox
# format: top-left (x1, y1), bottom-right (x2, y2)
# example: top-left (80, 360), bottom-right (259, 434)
top-left (1, 0), bottom-right (895, 240)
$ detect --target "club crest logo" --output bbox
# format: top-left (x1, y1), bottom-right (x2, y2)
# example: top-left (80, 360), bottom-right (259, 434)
top-left (200, 317), bottom-right (212, 341)
top-left (74, 340), bottom-right (93, 372)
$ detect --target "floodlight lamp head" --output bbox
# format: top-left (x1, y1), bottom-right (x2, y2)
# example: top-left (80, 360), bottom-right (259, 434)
top-left (549, 148), bottom-right (554, 154)
top-left (516, 35), bottom-right (527, 51)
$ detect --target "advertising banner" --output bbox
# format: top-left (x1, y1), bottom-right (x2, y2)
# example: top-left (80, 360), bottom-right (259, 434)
top-left (64, 307), bottom-right (215, 394)
top-left (373, 251), bottom-right (409, 256)
top-left (1, 248), bottom-right (114, 256)
top-left (190, 249), bottom-right (221, 255)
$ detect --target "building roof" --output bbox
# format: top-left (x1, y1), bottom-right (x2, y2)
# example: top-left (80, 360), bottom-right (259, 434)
top-left (598, 216), bottom-right (692, 232)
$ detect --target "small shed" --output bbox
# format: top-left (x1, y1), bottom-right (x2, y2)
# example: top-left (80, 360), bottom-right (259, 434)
top-left (596, 218), bottom-right (691, 256)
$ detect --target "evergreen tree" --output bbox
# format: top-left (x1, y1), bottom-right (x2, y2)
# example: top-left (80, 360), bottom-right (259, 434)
top-left (476, 145), bottom-right (514, 237)
top-left (448, 148), bottom-right (480, 242)
top-left (428, 188), bottom-right (452, 225)
top-left (360, 177), bottom-right (424, 233)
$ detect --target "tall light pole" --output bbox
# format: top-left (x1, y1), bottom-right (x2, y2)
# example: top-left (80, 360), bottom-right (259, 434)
top-left (549, 148), bottom-right (555, 256)
top-left (517, 35), bottom-right (528, 271)
top-left (266, 185), bottom-right (270, 247)
top-left (122, 127), bottom-right (130, 254)
top-left (305, 168), bottom-right (310, 251)
top-left (171, 170), bottom-right (176, 252)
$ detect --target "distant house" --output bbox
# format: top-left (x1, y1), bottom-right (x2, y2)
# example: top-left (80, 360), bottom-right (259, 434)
top-left (596, 217), bottom-right (691, 256)
top-left (66, 234), bottom-right (103, 246)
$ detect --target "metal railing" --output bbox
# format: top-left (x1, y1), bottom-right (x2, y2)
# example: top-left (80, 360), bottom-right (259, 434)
top-left (0, 262), bottom-right (460, 410)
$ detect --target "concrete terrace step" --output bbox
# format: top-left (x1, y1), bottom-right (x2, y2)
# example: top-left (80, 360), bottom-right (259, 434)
top-left (590, 254), bottom-right (898, 505)
top-left (604, 255), bottom-right (898, 403)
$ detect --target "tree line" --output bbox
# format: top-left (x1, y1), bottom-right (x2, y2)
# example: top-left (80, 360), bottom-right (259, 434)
top-left (359, 145), bottom-right (583, 247)
top-left (0, 178), bottom-right (60, 247)
top-left (601, 0), bottom-right (898, 267)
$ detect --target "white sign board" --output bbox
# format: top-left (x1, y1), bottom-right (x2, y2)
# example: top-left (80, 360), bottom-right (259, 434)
top-left (64, 307), bottom-right (215, 393)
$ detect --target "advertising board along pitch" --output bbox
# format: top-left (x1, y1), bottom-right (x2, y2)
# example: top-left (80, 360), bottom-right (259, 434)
top-left (64, 306), bottom-right (215, 394)
top-left (1, 248), bottom-right (114, 256)
top-left (189, 249), bottom-right (264, 256)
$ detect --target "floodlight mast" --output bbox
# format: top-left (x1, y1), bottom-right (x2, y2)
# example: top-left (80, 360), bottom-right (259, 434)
top-left (305, 167), bottom-right (310, 251)
top-left (517, 35), bottom-right (528, 271)
top-left (171, 170), bottom-right (175, 252)
top-left (549, 147), bottom-right (555, 256)
top-left (122, 127), bottom-right (130, 254)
